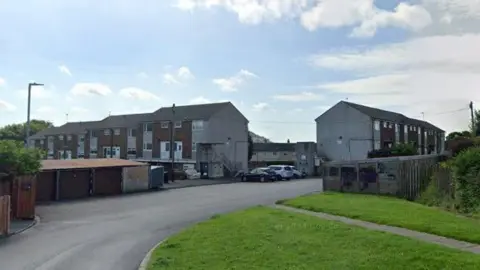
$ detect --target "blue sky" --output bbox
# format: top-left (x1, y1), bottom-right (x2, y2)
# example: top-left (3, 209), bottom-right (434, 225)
top-left (1, 0), bottom-right (480, 141)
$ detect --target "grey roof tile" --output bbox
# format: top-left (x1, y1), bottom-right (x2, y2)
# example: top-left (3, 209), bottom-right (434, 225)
top-left (96, 113), bottom-right (151, 128)
top-left (148, 102), bottom-right (231, 122)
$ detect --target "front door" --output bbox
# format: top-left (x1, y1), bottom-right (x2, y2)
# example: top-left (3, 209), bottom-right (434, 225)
top-left (174, 142), bottom-right (183, 160)
top-left (160, 141), bottom-right (170, 159)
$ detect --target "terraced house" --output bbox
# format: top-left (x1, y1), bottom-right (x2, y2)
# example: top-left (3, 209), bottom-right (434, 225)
top-left (316, 101), bottom-right (445, 161)
top-left (29, 102), bottom-right (249, 175)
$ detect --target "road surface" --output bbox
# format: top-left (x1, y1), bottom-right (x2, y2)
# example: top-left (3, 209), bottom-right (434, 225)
top-left (0, 179), bottom-right (323, 270)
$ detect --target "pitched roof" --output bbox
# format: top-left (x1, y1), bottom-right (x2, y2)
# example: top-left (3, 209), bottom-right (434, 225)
top-left (320, 101), bottom-right (444, 132)
top-left (253, 143), bottom-right (295, 152)
top-left (29, 121), bottom-right (101, 139)
top-left (41, 158), bottom-right (146, 171)
top-left (97, 113), bottom-right (151, 128)
top-left (148, 102), bottom-right (231, 121)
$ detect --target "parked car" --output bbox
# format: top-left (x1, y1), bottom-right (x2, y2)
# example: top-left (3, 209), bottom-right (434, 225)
top-left (288, 166), bottom-right (307, 179)
top-left (268, 165), bottom-right (294, 180)
top-left (185, 168), bottom-right (201, 179)
top-left (241, 168), bottom-right (278, 182)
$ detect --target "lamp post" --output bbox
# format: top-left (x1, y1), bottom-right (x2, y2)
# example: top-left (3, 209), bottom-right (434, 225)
top-left (25, 82), bottom-right (44, 147)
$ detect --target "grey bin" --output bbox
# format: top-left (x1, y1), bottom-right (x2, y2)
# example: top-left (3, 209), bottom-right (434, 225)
top-left (150, 166), bottom-right (165, 189)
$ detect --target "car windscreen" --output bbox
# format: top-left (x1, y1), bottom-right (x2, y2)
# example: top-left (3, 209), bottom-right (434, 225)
top-left (269, 166), bottom-right (281, 170)
top-left (284, 166), bottom-right (292, 171)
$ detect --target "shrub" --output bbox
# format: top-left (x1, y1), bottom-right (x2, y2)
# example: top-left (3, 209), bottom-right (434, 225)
top-left (367, 143), bottom-right (417, 158)
top-left (446, 136), bottom-right (478, 157)
top-left (451, 147), bottom-right (480, 213)
top-left (0, 140), bottom-right (44, 179)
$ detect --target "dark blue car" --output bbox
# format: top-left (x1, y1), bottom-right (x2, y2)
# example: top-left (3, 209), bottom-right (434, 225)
top-left (241, 167), bottom-right (279, 182)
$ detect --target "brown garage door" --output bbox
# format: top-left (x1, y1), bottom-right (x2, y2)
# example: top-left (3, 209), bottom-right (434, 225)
top-left (59, 170), bottom-right (91, 200)
top-left (94, 168), bottom-right (123, 196)
top-left (36, 171), bottom-right (56, 202)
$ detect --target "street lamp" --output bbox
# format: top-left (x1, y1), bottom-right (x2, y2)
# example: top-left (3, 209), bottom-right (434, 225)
top-left (25, 82), bottom-right (44, 147)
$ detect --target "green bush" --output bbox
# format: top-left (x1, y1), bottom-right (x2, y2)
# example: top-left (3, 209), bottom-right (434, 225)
top-left (451, 147), bottom-right (480, 213)
top-left (0, 140), bottom-right (44, 178)
top-left (417, 177), bottom-right (457, 211)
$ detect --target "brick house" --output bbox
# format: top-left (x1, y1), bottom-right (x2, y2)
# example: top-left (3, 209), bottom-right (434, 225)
top-left (315, 101), bottom-right (445, 161)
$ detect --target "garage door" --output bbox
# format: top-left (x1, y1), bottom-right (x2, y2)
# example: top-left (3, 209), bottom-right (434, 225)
top-left (93, 168), bottom-right (122, 196)
top-left (59, 170), bottom-right (91, 200)
top-left (36, 171), bottom-right (56, 202)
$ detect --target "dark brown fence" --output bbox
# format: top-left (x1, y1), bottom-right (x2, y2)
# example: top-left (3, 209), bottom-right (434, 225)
top-left (0, 195), bottom-right (10, 236)
top-left (322, 155), bottom-right (451, 200)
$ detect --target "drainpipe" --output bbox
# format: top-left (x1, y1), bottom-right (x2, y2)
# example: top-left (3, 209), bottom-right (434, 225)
top-left (170, 104), bottom-right (176, 181)
top-left (110, 128), bottom-right (114, 158)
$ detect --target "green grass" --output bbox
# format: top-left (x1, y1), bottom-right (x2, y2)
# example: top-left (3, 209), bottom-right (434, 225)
top-left (281, 192), bottom-right (480, 244)
top-left (147, 207), bottom-right (480, 270)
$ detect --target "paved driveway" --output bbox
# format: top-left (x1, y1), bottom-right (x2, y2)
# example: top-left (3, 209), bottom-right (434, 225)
top-left (0, 179), bottom-right (322, 270)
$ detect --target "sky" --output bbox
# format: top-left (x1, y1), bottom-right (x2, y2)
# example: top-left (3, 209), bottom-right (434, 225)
top-left (1, 0), bottom-right (479, 142)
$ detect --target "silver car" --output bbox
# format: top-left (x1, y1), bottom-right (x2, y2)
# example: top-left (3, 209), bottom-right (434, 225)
top-left (268, 165), bottom-right (294, 180)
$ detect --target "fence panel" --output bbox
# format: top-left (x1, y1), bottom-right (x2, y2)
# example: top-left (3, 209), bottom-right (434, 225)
top-left (0, 195), bottom-right (11, 236)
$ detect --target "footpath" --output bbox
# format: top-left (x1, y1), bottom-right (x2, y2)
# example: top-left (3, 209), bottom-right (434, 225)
top-left (273, 204), bottom-right (480, 254)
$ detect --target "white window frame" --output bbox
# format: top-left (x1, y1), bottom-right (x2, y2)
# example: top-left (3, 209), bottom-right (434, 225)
top-left (128, 128), bottom-right (136, 137)
top-left (104, 129), bottom-right (111, 136)
top-left (404, 125), bottom-right (408, 133)
top-left (192, 142), bottom-right (197, 152)
top-left (161, 121), bottom-right (169, 129)
top-left (192, 120), bottom-right (204, 130)
top-left (144, 122), bottom-right (153, 132)
top-left (374, 120), bottom-right (380, 131)
top-left (48, 136), bottom-right (54, 143)
top-left (174, 121), bottom-right (182, 128)
top-left (143, 142), bottom-right (152, 151)
top-left (388, 123), bottom-right (393, 129)
top-left (395, 124), bottom-right (399, 133)
top-left (40, 139), bottom-right (44, 145)
top-left (59, 135), bottom-right (64, 141)
top-left (67, 135), bottom-right (72, 141)
top-left (374, 141), bottom-right (381, 150)
top-left (383, 122), bottom-right (387, 128)
top-left (114, 129), bottom-right (121, 136)
top-left (79, 135), bottom-right (85, 142)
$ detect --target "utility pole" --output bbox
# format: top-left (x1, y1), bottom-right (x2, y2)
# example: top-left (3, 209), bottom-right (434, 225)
top-left (170, 104), bottom-right (176, 182)
top-left (25, 82), bottom-right (44, 147)
top-left (421, 112), bottom-right (425, 120)
top-left (470, 101), bottom-right (475, 134)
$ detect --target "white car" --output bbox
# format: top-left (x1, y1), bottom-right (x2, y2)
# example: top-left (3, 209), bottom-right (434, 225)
top-left (185, 169), bottom-right (201, 179)
top-left (288, 166), bottom-right (307, 179)
top-left (268, 165), bottom-right (294, 180)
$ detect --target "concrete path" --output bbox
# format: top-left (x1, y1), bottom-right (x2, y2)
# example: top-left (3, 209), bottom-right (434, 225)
top-left (0, 179), bottom-right (323, 270)
top-left (9, 218), bottom-right (38, 236)
top-left (273, 204), bottom-right (480, 254)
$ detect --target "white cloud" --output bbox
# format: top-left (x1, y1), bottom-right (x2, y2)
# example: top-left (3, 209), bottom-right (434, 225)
top-left (119, 87), bottom-right (160, 101)
top-left (163, 66), bottom-right (194, 84)
top-left (36, 106), bottom-right (57, 113)
top-left (17, 85), bottom-right (53, 99)
top-left (273, 91), bottom-right (324, 102)
top-left (252, 102), bottom-right (270, 112)
top-left (137, 72), bottom-right (148, 79)
top-left (189, 96), bottom-right (212, 104)
top-left (0, 77), bottom-right (5, 86)
top-left (176, 0), bottom-right (431, 37)
top-left (58, 65), bottom-right (72, 76)
top-left (0, 99), bottom-right (16, 111)
top-left (213, 69), bottom-right (257, 92)
top-left (70, 106), bottom-right (89, 113)
top-left (71, 83), bottom-right (112, 97)
top-left (310, 33), bottom-right (480, 133)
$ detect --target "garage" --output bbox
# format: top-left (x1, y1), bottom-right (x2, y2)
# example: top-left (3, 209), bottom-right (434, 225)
top-left (93, 168), bottom-right (123, 196)
top-left (36, 171), bottom-right (56, 202)
top-left (58, 169), bottom-right (91, 200)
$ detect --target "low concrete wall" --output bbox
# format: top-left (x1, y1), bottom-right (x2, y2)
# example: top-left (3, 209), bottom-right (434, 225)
top-left (122, 166), bottom-right (149, 193)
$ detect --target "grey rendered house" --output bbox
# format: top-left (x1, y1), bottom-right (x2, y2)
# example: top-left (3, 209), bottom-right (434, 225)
top-left (316, 101), bottom-right (445, 161)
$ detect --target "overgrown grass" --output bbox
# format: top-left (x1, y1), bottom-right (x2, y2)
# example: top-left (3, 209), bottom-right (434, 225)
top-left (148, 206), bottom-right (480, 270)
top-left (280, 192), bottom-right (480, 244)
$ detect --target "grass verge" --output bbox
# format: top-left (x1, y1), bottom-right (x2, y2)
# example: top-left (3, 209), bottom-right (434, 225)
top-left (147, 206), bottom-right (480, 270)
top-left (280, 192), bottom-right (480, 244)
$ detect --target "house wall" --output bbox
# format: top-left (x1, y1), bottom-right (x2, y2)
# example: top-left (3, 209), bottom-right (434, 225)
top-left (142, 123), bottom-right (153, 159)
top-left (251, 151), bottom-right (295, 162)
top-left (136, 123), bottom-right (144, 158)
top-left (192, 120), bottom-right (210, 159)
top-left (316, 102), bottom-right (373, 161)
top-left (96, 128), bottom-right (127, 159)
top-left (152, 121), bottom-right (193, 159)
top-left (207, 104), bottom-right (249, 171)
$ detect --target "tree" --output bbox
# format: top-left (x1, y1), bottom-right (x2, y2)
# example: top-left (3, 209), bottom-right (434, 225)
top-left (248, 133), bottom-right (254, 161)
top-left (0, 120), bottom-right (53, 141)
top-left (0, 140), bottom-right (44, 180)
top-left (475, 110), bottom-right (480, 136)
top-left (446, 131), bottom-right (471, 140)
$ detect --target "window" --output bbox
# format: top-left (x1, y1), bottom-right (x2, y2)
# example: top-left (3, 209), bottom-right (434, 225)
top-left (90, 149), bottom-right (98, 155)
top-left (388, 123), bottom-right (393, 129)
top-left (67, 135), bottom-right (72, 141)
top-left (272, 152), bottom-right (277, 155)
top-left (374, 141), bottom-right (381, 150)
top-left (48, 136), bottom-right (54, 143)
top-left (79, 135), bottom-right (85, 142)
top-left (374, 120), bottom-right (380, 131)
top-left (418, 128), bottom-right (421, 135)
top-left (58, 135), bottom-right (64, 140)
top-left (90, 131), bottom-right (98, 138)
top-left (104, 129), bottom-right (111, 136)
top-left (161, 121), bottom-right (169, 129)
top-left (174, 121), bottom-right (182, 128)
top-left (383, 122), bottom-right (387, 128)
top-left (144, 122), bottom-right (153, 132)
top-left (395, 124), bottom-right (399, 133)
top-left (329, 167), bottom-right (339, 176)
top-left (404, 125), bottom-right (408, 133)
top-left (128, 129), bottom-right (136, 137)
top-left (143, 142), bottom-right (152, 150)
top-left (127, 148), bottom-right (137, 156)
top-left (192, 120), bottom-right (204, 130)
top-left (113, 129), bottom-right (120, 136)
top-left (165, 142), bottom-right (170, 151)
top-left (192, 142), bottom-right (197, 152)
top-left (40, 139), bottom-right (44, 145)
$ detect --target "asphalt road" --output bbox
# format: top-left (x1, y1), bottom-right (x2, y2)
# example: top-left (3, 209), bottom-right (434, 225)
top-left (0, 178), bottom-right (323, 270)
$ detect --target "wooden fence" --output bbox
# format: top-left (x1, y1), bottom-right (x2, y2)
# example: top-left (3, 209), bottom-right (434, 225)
top-left (0, 195), bottom-right (11, 236)
top-left (322, 155), bottom-right (453, 200)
